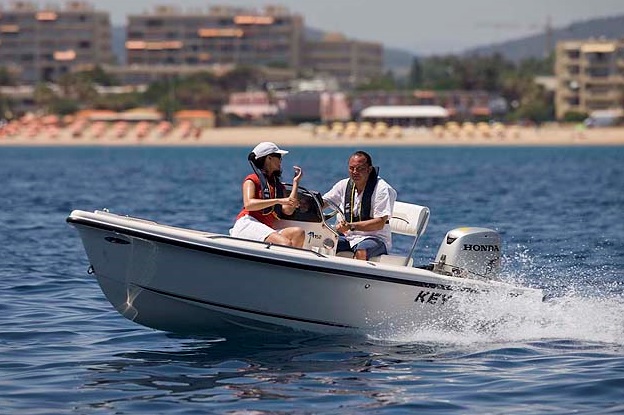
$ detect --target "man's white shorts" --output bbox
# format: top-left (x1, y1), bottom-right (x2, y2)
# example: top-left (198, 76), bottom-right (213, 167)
top-left (229, 214), bottom-right (279, 242)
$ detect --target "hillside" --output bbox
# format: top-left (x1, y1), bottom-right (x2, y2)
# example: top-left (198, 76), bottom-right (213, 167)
top-left (466, 14), bottom-right (624, 61)
top-left (383, 14), bottom-right (624, 73)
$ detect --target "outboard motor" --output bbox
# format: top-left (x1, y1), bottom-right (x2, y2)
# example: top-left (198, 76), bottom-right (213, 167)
top-left (433, 227), bottom-right (501, 280)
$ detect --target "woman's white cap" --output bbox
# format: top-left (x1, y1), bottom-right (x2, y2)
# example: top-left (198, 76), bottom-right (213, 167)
top-left (251, 142), bottom-right (289, 158)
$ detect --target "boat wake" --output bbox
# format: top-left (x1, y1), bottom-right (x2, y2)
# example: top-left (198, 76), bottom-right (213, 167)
top-left (372, 291), bottom-right (624, 346)
top-left (372, 249), bottom-right (624, 346)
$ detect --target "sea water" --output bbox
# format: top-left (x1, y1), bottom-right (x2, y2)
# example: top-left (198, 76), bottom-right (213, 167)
top-left (1, 145), bottom-right (623, 414)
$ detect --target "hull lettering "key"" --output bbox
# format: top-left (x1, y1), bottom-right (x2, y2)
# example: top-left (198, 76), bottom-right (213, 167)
top-left (414, 290), bottom-right (452, 305)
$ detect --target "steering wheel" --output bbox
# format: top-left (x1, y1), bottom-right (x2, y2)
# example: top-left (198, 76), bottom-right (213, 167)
top-left (323, 199), bottom-right (346, 223)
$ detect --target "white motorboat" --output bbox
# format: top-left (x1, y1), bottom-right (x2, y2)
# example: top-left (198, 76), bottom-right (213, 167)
top-left (67, 186), bottom-right (544, 336)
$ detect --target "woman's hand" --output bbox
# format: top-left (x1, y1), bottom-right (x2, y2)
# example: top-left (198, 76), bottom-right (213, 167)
top-left (278, 197), bottom-right (299, 208)
top-left (292, 166), bottom-right (303, 183)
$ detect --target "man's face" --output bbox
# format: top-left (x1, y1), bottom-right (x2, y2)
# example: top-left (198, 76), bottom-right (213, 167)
top-left (348, 155), bottom-right (371, 184)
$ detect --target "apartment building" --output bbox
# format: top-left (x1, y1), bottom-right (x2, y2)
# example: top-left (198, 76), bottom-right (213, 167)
top-left (126, 5), bottom-right (304, 70)
top-left (0, 2), bottom-right (384, 89)
top-left (555, 39), bottom-right (624, 119)
top-left (303, 33), bottom-right (383, 88)
top-left (124, 5), bottom-right (383, 88)
top-left (0, 1), bottom-right (115, 84)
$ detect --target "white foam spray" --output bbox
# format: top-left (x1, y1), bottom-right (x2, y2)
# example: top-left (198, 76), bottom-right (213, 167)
top-left (372, 248), bottom-right (624, 346)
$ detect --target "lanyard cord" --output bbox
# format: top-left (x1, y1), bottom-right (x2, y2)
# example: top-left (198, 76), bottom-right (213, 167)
top-left (348, 184), bottom-right (360, 223)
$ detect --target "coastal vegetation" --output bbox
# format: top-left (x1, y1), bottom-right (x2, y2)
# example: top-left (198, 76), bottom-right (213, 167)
top-left (1, 54), bottom-right (561, 123)
top-left (359, 53), bottom-right (556, 123)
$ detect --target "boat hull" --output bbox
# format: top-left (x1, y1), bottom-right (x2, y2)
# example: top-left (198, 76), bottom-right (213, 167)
top-left (68, 210), bottom-right (543, 336)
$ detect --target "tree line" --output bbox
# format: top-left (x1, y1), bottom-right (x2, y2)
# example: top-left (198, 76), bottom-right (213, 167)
top-left (359, 53), bottom-right (558, 123)
top-left (1, 53), bottom-right (564, 123)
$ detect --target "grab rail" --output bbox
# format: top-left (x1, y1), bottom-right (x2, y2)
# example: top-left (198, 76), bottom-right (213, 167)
top-left (204, 234), bottom-right (327, 258)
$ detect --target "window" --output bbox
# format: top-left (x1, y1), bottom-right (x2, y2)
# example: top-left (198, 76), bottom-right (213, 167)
top-left (567, 97), bottom-right (580, 106)
top-left (586, 67), bottom-right (611, 77)
top-left (567, 65), bottom-right (580, 75)
top-left (146, 19), bottom-right (163, 28)
top-left (567, 50), bottom-right (580, 59)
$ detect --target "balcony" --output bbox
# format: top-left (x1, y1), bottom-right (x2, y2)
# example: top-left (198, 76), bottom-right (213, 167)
top-left (585, 90), bottom-right (622, 100)
top-left (583, 75), bottom-right (622, 84)
top-left (558, 56), bottom-right (580, 66)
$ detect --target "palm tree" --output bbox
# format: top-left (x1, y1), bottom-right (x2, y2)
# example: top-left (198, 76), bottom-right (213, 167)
top-left (33, 83), bottom-right (57, 112)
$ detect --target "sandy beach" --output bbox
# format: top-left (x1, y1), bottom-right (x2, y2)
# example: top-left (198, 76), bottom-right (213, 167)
top-left (1, 123), bottom-right (624, 147)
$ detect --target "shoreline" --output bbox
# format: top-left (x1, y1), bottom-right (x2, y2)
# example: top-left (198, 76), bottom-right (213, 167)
top-left (1, 125), bottom-right (624, 147)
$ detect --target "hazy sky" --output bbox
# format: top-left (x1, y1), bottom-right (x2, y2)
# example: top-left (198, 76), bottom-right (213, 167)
top-left (96, 0), bottom-right (624, 54)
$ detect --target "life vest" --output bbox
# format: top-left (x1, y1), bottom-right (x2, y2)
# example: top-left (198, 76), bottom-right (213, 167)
top-left (236, 171), bottom-right (284, 227)
top-left (344, 167), bottom-right (379, 223)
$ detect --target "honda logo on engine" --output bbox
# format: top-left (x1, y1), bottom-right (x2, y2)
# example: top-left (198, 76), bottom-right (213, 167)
top-left (462, 244), bottom-right (499, 252)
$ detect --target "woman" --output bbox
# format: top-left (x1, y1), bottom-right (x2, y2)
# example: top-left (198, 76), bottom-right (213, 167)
top-left (230, 141), bottom-right (305, 248)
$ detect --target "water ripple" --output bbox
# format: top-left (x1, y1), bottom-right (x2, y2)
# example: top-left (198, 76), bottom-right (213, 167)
top-left (1, 146), bottom-right (623, 414)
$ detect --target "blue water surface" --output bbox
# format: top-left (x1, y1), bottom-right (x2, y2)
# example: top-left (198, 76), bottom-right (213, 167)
top-left (1, 145), bottom-right (623, 414)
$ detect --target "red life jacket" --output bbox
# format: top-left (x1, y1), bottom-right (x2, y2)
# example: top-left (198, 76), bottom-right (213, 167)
top-left (236, 173), bottom-right (282, 227)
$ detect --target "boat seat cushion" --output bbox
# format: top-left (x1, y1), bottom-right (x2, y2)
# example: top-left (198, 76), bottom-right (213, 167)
top-left (333, 201), bottom-right (429, 266)
top-left (389, 202), bottom-right (430, 237)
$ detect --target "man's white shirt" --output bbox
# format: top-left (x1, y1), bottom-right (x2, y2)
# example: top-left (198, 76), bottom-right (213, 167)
top-left (323, 178), bottom-right (397, 251)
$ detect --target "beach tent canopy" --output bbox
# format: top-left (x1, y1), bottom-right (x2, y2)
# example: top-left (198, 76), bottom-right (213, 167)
top-left (76, 108), bottom-right (162, 122)
top-left (360, 105), bottom-right (449, 119)
top-left (174, 110), bottom-right (216, 127)
top-left (174, 110), bottom-right (215, 119)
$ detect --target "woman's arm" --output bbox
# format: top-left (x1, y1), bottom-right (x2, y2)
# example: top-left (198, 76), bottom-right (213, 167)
top-left (280, 166), bottom-right (302, 215)
top-left (242, 179), bottom-right (294, 212)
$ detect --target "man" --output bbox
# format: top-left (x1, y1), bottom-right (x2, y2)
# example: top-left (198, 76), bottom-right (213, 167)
top-left (323, 151), bottom-right (397, 260)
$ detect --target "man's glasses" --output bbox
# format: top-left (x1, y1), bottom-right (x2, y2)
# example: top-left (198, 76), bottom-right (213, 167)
top-left (270, 153), bottom-right (282, 160)
top-left (348, 165), bottom-right (369, 173)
